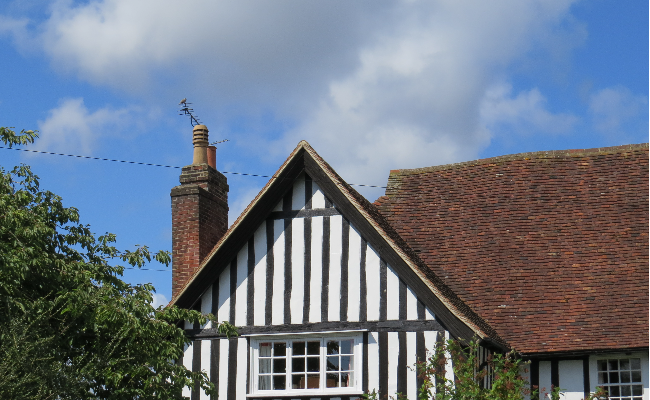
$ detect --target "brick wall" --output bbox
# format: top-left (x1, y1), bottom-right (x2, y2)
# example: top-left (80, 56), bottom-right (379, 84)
top-left (171, 164), bottom-right (228, 299)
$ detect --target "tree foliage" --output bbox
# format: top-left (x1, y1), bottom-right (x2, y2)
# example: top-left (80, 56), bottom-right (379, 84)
top-left (0, 128), bottom-right (235, 399)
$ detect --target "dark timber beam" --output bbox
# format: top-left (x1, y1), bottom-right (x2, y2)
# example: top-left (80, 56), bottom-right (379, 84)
top-left (186, 320), bottom-right (446, 339)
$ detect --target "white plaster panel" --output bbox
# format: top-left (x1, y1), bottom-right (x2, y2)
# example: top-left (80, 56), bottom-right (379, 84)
top-left (368, 332), bottom-right (380, 393)
top-left (386, 265), bottom-right (400, 320)
top-left (347, 225), bottom-right (362, 322)
top-left (558, 360), bottom-right (584, 400)
top-left (406, 332), bottom-right (417, 400)
top-left (201, 340), bottom-right (211, 400)
top-left (387, 332), bottom-right (399, 398)
top-left (444, 331), bottom-right (453, 383)
top-left (218, 339), bottom-right (229, 400)
top-left (272, 219), bottom-right (285, 325)
top-left (201, 285), bottom-right (212, 329)
top-left (236, 338), bottom-right (248, 400)
top-left (292, 175), bottom-right (306, 210)
top-left (253, 222), bottom-right (267, 326)
top-left (182, 342), bottom-right (193, 398)
top-left (217, 265), bottom-right (230, 322)
top-left (234, 242), bottom-right (248, 326)
top-left (311, 183), bottom-right (325, 209)
top-left (538, 361), bottom-right (552, 398)
top-left (406, 286), bottom-right (418, 321)
top-left (290, 218), bottom-right (305, 324)
top-left (365, 244), bottom-right (381, 321)
top-left (328, 215), bottom-right (342, 322)
top-left (423, 331), bottom-right (437, 396)
top-left (309, 216), bottom-right (323, 323)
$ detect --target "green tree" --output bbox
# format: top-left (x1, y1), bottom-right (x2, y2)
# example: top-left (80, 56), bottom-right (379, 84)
top-left (0, 128), bottom-right (235, 399)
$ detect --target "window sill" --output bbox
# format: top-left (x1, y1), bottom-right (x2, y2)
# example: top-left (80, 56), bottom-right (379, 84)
top-left (248, 390), bottom-right (364, 398)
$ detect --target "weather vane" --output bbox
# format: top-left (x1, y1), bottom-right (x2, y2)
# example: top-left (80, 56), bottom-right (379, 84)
top-left (178, 98), bottom-right (202, 127)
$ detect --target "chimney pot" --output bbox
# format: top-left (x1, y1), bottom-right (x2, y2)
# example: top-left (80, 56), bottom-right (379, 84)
top-left (192, 124), bottom-right (209, 165)
top-left (207, 146), bottom-right (216, 169)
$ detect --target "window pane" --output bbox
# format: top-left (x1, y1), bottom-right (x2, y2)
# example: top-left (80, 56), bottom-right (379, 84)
top-left (341, 339), bottom-right (354, 354)
top-left (293, 342), bottom-right (305, 356)
top-left (307, 357), bottom-right (320, 372)
top-left (631, 359), bottom-right (641, 370)
top-left (292, 374), bottom-right (305, 389)
top-left (273, 359), bottom-right (286, 373)
top-left (259, 375), bottom-right (271, 390)
top-left (341, 372), bottom-right (351, 387)
top-left (307, 341), bottom-right (320, 355)
top-left (341, 356), bottom-right (353, 371)
top-left (622, 386), bottom-right (631, 396)
top-left (260, 359), bottom-right (271, 374)
top-left (620, 359), bottom-right (630, 370)
top-left (598, 360), bottom-right (608, 371)
top-left (327, 356), bottom-right (339, 371)
top-left (621, 371), bottom-right (631, 383)
top-left (608, 360), bottom-right (619, 370)
top-left (327, 341), bottom-right (339, 355)
top-left (609, 386), bottom-right (620, 397)
top-left (632, 385), bottom-right (642, 395)
top-left (274, 343), bottom-right (286, 356)
top-left (326, 373), bottom-right (339, 388)
top-left (260, 343), bottom-right (272, 357)
top-left (292, 357), bottom-right (305, 373)
top-left (631, 371), bottom-right (641, 382)
top-left (273, 375), bottom-right (286, 390)
top-left (307, 374), bottom-right (320, 389)
top-left (598, 372), bottom-right (608, 384)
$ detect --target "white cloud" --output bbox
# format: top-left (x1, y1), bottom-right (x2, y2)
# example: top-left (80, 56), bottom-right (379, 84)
top-left (589, 86), bottom-right (648, 138)
top-left (36, 98), bottom-right (135, 154)
top-left (11, 0), bottom-right (586, 196)
top-left (480, 83), bottom-right (579, 136)
top-left (151, 292), bottom-right (168, 309)
top-left (38, 0), bottom-right (382, 104)
top-left (276, 0), bottom-right (582, 194)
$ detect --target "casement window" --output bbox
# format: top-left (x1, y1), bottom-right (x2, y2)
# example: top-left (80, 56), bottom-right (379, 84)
top-left (251, 336), bottom-right (361, 395)
top-left (597, 358), bottom-right (643, 400)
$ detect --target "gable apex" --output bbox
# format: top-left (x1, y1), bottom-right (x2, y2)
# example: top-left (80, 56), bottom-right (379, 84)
top-left (170, 141), bottom-right (504, 348)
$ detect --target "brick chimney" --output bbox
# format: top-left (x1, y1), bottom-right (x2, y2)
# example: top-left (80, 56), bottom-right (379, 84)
top-left (170, 125), bottom-right (228, 299)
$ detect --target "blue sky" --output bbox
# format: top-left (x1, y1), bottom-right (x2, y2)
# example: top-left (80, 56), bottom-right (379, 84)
top-left (0, 0), bottom-right (647, 305)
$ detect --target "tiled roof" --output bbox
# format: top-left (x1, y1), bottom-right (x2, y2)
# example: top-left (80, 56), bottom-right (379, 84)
top-left (375, 144), bottom-right (649, 354)
top-left (304, 143), bottom-right (504, 345)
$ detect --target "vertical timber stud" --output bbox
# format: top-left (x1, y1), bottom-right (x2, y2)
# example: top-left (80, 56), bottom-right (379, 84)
top-left (530, 359), bottom-right (539, 400)
top-left (171, 125), bottom-right (229, 299)
top-left (582, 356), bottom-right (590, 400)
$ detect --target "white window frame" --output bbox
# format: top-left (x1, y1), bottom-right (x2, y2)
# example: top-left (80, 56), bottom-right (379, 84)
top-left (589, 352), bottom-right (650, 400)
top-left (250, 334), bottom-right (363, 396)
top-left (595, 357), bottom-right (644, 400)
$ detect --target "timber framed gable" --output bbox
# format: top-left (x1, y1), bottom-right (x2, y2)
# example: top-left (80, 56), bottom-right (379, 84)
top-left (170, 141), bottom-right (501, 400)
top-left (171, 142), bottom-right (498, 345)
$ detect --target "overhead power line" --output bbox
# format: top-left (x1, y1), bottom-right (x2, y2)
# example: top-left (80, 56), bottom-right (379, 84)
top-left (0, 146), bottom-right (387, 189)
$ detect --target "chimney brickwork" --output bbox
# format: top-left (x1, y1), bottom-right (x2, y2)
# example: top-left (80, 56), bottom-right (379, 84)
top-left (171, 125), bottom-right (228, 299)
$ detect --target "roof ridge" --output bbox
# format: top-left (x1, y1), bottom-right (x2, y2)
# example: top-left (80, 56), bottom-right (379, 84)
top-left (389, 143), bottom-right (649, 177)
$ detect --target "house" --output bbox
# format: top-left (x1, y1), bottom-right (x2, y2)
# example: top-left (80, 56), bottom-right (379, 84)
top-left (169, 125), bottom-right (649, 400)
